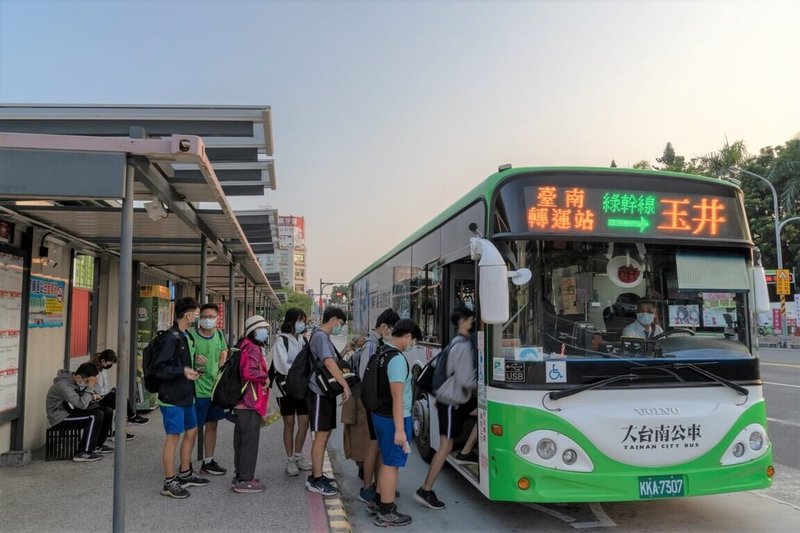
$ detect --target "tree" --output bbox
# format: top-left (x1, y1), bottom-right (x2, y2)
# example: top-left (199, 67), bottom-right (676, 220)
top-left (631, 160), bottom-right (651, 170)
top-left (610, 159), bottom-right (617, 168)
top-left (277, 289), bottom-right (313, 320)
top-left (329, 285), bottom-right (349, 305)
top-left (656, 142), bottom-right (686, 172)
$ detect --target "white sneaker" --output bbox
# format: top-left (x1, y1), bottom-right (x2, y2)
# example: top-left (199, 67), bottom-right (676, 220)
top-left (286, 457), bottom-right (299, 477)
top-left (295, 454), bottom-right (313, 471)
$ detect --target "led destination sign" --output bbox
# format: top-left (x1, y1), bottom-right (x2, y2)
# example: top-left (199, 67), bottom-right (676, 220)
top-left (523, 185), bottom-right (746, 241)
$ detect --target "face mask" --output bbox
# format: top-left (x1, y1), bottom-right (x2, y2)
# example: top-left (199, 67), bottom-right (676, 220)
top-left (295, 322), bottom-right (306, 334)
top-left (637, 313), bottom-right (655, 326)
top-left (200, 318), bottom-right (217, 330)
top-left (254, 329), bottom-right (269, 343)
top-left (332, 323), bottom-right (344, 336)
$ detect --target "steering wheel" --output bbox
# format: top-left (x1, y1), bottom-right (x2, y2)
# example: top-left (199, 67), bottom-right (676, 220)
top-left (652, 328), bottom-right (696, 341)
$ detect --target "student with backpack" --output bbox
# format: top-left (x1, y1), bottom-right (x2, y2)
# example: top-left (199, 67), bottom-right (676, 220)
top-left (305, 307), bottom-right (352, 497)
top-left (415, 306), bottom-right (478, 510)
top-left (272, 308), bottom-right (313, 477)
top-left (189, 303), bottom-right (229, 476)
top-left (230, 315), bottom-right (272, 493)
top-left (347, 308), bottom-right (399, 507)
top-left (148, 297), bottom-right (210, 499)
top-left (368, 319), bottom-right (422, 527)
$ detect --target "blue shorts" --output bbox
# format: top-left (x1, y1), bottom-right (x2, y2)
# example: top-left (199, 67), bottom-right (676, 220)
top-left (371, 413), bottom-right (413, 468)
top-left (195, 397), bottom-right (225, 425)
top-left (161, 404), bottom-right (198, 435)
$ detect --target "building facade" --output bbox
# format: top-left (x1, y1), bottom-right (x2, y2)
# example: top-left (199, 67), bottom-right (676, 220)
top-left (259, 215), bottom-right (306, 293)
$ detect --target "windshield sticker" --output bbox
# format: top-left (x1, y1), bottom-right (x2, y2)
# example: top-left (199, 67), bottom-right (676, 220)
top-left (515, 346), bottom-right (543, 361)
top-left (545, 361), bottom-right (567, 383)
top-left (493, 358), bottom-right (505, 381)
top-left (505, 361), bottom-right (526, 383)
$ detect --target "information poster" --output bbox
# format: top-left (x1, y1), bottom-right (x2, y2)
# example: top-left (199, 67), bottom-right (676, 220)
top-left (0, 251), bottom-right (24, 413)
top-left (28, 276), bottom-right (65, 328)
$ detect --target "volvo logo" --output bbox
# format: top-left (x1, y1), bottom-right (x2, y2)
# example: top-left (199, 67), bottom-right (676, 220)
top-left (634, 407), bottom-right (681, 416)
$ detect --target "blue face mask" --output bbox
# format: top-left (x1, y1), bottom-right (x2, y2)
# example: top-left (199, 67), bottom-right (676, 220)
top-left (332, 323), bottom-right (344, 336)
top-left (254, 329), bottom-right (269, 343)
top-left (295, 322), bottom-right (306, 334)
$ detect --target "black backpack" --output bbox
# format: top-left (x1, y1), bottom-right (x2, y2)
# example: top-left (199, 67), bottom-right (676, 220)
top-left (212, 346), bottom-right (246, 409)
top-left (415, 339), bottom-right (456, 395)
top-left (361, 345), bottom-right (404, 414)
top-left (142, 329), bottom-right (182, 393)
top-left (283, 332), bottom-right (317, 400)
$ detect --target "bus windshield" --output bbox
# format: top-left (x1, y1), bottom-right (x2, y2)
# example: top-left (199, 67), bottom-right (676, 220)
top-left (499, 239), bottom-right (754, 362)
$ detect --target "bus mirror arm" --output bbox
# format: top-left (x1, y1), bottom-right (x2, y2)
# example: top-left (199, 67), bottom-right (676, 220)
top-left (471, 237), bottom-right (510, 324)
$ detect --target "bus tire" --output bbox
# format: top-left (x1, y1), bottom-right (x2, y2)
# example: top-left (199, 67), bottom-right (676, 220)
top-left (412, 382), bottom-right (434, 464)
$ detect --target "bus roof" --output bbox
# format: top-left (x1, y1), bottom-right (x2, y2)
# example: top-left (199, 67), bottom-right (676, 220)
top-left (349, 166), bottom-right (742, 284)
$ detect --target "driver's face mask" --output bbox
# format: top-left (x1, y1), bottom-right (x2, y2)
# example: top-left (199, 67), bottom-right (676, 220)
top-left (637, 312), bottom-right (655, 326)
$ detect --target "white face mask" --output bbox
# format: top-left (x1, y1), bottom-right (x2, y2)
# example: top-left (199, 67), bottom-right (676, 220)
top-left (637, 312), bottom-right (655, 326)
top-left (199, 318), bottom-right (217, 330)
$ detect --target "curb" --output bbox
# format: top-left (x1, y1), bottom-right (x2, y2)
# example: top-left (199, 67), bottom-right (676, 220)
top-left (323, 451), bottom-right (353, 533)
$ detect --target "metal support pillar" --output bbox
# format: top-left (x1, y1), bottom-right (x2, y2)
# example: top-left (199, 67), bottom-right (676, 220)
top-left (228, 263), bottom-right (236, 346)
top-left (200, 236), bottom-right (208, 305)
top-left (244, 278), bottom-right (248, 318)
top-left (113, 161), bottom-right (135, 533)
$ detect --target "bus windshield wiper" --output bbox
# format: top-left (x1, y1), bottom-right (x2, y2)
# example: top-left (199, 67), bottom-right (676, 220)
top-left (669, 363), bottom-right (749, 397)
top-left (548, 373), bottom-right (648, 401)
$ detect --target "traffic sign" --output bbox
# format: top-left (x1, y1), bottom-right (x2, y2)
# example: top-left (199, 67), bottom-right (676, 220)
top-left (776, 269), bottom-right (791, 296)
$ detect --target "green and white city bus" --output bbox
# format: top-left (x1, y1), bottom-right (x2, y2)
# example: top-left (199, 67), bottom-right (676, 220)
top-left (350, 166), bottom-right (774, 502)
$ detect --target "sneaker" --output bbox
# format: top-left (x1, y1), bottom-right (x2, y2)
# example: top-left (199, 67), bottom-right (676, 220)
top-left (375, 506), bottom-right (412, 527)
top-left (414, 488), bottom-right (446, 510)
top-left (178, 468), bottom-right (210, 488)
top-left (232, 479), bottom-right (266, 493)
top-left (455, 451), bottom-right (478, 465)
top-left (286, 457), bottom-right (300, 477)
top-left (321, 474), bottom-right (339, 486)
top-left (359, 486), bottom-right (377, 504)
top-left (366, 500), bottom-right (380, 515)
top-left (305, 475), bottom-right (339, 496)
top-left (161, 478), bottom-right (190, 499)
top-left (108, 433), bottom-right (135, 441)
top-left (128, 415), bottom-right (149, 425)
top-left (72, 452), bottom-right (103, 462)
top-left (295, 454), bottom-right (313, 471)
top-left (200, 459), bottom-right (227, 476)
top-left (95, 444), bottom-right (114, 454)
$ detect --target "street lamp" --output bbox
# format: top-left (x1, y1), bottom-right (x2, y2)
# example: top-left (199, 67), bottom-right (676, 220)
top-left (730, 166), bottom-right (796, 347)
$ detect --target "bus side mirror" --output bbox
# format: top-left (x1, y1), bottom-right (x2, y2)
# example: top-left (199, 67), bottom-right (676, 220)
top-left (470, 238), bottom-right (532, 324)
top-left (752, 265), bottom-right (771, 314)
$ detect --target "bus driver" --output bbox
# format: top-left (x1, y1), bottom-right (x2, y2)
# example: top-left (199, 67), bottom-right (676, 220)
top-left (622, 300), bottom-right (663, 339)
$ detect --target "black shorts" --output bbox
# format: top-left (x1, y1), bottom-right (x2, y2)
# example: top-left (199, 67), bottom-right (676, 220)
top-left (437, 397), bottom-right (478, 440)
top-left (278, 395), bottom-right (309, 417)
top-left (306, 392), bottom-right (337, 432)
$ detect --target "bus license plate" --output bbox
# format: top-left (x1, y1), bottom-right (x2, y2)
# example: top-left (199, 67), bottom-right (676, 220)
top-left (638, 475), bottom-right (685, 499)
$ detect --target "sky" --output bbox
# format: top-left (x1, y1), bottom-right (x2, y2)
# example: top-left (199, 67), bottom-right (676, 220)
top-left (1, 0), bottom-right (799, 290)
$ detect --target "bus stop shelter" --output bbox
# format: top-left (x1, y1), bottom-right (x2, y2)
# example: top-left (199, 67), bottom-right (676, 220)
top-left (0, 129), bottom-right (278, 531)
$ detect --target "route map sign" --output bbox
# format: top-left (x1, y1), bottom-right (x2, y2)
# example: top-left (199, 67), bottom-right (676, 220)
top-left (523, 185), bottom-right (746, 241)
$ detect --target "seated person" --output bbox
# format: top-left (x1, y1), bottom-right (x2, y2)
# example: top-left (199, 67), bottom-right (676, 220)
top-left (88, 349), bottom-right (145, 442)
top-left (45, 363), bottom-right (113, 462)
top-left (622, 300), bottom-right (664, 339)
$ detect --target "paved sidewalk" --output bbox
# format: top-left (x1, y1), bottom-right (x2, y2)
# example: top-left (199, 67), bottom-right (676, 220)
top-left (0, 408), bottom-right (334, 532)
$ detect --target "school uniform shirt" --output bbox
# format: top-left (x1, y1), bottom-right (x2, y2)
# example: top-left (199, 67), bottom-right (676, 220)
top-left (189, 328), bottom-right (228, 398)
top-left (385, 342), bottom-right (412, 417)
top-left (272, 332), bottom-right (305, 398)
top-left (307, 328), bottom-right (337, 396)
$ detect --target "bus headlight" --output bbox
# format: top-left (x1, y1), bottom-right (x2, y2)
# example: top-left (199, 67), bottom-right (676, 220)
top-left (732, 442), bottom-right (746, 457)
top-left (562, 449), bottom-right (578, 465)
top-left (720, 423), bottom-right (770, 466)
top-left (749, 431), bottom-right (764, 451)
top-left (537, 439), bottom-right (557, 459)
top-left (515, 430), bottom-right (594, 472)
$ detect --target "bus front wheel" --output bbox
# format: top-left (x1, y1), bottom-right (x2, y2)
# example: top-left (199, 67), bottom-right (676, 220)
top-left (412, 386), bottom-right (434, 463)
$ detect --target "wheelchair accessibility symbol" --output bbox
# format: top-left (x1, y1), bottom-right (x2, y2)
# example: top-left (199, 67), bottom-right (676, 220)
top-left (546, 361), bottom-right (567, 383)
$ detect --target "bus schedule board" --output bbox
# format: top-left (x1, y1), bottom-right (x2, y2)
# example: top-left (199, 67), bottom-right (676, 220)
top-left (522, 184), bottom-right (746, 241)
